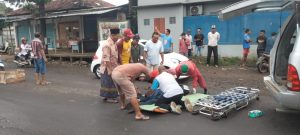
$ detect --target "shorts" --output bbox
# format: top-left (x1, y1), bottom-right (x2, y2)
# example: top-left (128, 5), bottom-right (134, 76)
top-left (34, 58), bottom-right (46, 74)
top-left (243, 48), bottom-right (250, 55)
top-left (111, 71), bottom-right (137, 100)
top-left (146, 63), bottom-right (159, 72)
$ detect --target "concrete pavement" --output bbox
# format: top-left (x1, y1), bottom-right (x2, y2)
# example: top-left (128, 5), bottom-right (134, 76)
top-left (0, 64), bottom-right (300, 135)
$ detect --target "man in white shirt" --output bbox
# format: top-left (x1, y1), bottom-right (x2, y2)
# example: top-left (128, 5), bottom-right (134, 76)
top-left (20, 37), bottom-right (31, 57)
top-left (151, 66), bottom-right (193, 114)
top-left (144, 32), bottom-right (164, 71)
top-left (186, 30), bottom-right (193, 57)
top-left (207, 25), bottom-right (220, 67)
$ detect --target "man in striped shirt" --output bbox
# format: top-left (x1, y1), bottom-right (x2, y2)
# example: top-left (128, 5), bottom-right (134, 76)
top-left (31, 32), bottom-right (48, 85)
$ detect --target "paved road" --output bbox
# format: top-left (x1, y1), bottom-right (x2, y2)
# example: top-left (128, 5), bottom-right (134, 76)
top-left (0, 64), bottom-right (300, 135)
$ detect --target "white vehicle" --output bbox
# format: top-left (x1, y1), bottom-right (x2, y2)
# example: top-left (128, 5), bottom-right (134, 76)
top-left (91, 39), bottom-right (189, 79)
top-left (220, 0), bottom-right (300, 111)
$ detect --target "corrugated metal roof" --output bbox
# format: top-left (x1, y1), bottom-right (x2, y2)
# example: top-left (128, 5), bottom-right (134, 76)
top-left (7, 0), bottom-right (115, 16)
top-left (45, 8), bottom-right (118, 18)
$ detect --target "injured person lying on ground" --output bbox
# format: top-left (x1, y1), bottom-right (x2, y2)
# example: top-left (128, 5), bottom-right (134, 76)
top-left (141, 66), bottom-right (194, 114)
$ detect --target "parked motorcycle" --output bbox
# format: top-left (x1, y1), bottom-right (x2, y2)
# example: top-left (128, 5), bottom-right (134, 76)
top-left (13, 51), bottom-right (34, 68)
top-left (256, 53), bottom-right (270, 73)
top-left (0, 55), bottom-right (4, 71)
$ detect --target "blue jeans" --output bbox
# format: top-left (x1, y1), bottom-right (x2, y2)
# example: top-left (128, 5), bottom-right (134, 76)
top-left (195, 46), bottom-right (202, 56)
top-left (34, 58), bottom-right (46, 74)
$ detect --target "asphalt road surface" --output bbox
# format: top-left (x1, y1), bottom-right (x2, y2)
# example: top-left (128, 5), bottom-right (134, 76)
top-left (0, 64), bottom-right (300, 135)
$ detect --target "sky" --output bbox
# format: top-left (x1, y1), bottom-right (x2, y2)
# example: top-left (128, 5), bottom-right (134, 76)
top-left (0, 0), bottom-right (129, 9)
top-left (104, 0), bottom-right (128, 6)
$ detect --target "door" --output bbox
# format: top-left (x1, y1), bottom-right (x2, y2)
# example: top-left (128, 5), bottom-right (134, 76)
top-left (58, 22), bottom-right (80, 48)
top-left (46, 23), bottom-right (56, 49)
top-left (16, 23), bottom-right (31, 47)
top-left (154, 18), bottom-right (165, 33)
top-left (273, 14), bottom-right (297, 84)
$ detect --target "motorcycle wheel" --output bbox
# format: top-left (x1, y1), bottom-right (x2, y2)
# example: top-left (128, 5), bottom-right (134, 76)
top-left (257, 60), bottom-right (268, 73)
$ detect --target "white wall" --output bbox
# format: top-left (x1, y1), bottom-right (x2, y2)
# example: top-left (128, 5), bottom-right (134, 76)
top-left (138, 0), bottom-right (182, 6)
top-left (137, 5), bottom-right (184, 52)
top-left (193, 44), bottom-right (258, 58)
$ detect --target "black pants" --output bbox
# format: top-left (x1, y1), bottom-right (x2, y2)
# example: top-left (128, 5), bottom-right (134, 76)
top-left (257, 49), bottom-right (264, 58)
top-left (207, 46), bottom-right (218, 65)
top-left (155, 94), bottom-right (185, 111)
top-left (188, 49), bottom-right (192, 57)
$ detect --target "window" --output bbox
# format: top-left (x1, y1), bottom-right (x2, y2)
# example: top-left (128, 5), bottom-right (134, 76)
top-left (144, 19), bottom-right (150, 26)
top-left (169, 17), bottom-right (176, 24)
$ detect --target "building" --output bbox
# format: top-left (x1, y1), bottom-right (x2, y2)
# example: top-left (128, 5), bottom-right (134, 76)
top-left (137, 0), bottom-right (291, 57)
top-left (6, 0), bottom-right (129, 53)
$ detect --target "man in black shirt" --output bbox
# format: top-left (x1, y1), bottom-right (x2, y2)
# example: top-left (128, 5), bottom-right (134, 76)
top-left (194, 28), bottom-right (204, 56)
top-left (256, 30), bottom-right (267, 58)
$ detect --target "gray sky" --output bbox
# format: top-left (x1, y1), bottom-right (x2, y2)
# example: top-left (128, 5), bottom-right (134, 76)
top-left (0, 0), bottom-right (129, 9)
top-left (104, 0), bottom-right (128, 6)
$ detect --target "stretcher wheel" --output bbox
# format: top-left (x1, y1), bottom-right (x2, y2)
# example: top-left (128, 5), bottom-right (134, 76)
top-left (211, 113), bottom-right (221, 121)
top-left (222, 113), bottom-right (228, 118)
top-left (192, 111), bottom-right (199, 115)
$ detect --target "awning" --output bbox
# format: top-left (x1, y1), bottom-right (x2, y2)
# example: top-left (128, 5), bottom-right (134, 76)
top-left (218, 0), bottom-right (293, 20)
top-left (45, 8), bottom-right (118, 19)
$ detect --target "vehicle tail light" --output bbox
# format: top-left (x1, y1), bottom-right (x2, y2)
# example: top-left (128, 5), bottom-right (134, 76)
top-left (287, 64), bottom-right (300, 91)
top-left (93, 55), bottom-right (98, 60)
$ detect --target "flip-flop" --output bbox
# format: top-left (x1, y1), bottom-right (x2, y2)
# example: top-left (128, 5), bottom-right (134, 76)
top-left (103, 98), bottom-right (119, 103)
top-left (135, 115), bottom-right (150, 121)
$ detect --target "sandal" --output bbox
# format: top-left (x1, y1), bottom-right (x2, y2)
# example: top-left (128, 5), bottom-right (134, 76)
top-left (105, 99), bottom-right (119, 103)
top-left (135, 115), bottom-right (150, 121)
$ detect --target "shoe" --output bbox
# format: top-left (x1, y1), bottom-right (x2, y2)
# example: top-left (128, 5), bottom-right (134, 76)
top-left (206, 64), bottom-right (209, 67)
top-left (215, 65), bottom-right (218, 68)
top-left (170, 102), bottom-right (182, 114)
top-left (184, 99), bottom-right (193, 112)
top-left (204, 89), bottom-right (208, 94)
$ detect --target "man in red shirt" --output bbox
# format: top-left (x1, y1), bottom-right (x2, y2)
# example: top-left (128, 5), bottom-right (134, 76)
top-left (174, 60), bottom-right (207, 94)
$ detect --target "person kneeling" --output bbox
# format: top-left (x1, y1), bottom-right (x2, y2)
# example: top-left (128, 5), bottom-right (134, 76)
top-left (151, 66), bottom-right (193, 114)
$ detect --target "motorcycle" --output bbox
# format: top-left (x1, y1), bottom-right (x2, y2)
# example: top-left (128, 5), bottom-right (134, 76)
top-left (0, 55), bottom-right (4, 71)
top-left (13, 51), bottom-right (34, 68)
top-left (256, 53), bottom-right (270, 73)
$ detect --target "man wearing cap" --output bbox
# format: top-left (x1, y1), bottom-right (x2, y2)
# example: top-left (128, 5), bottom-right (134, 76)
top-left (130, 34), bottom-right (144, 63)
top-left (207, 25), bottom-right (220, 68)
top-left (144, 32), bottom-right (164, 72)
top-left (174, 60), bottom-right (207, 94)
top-left (99, 28), bottom-right (120, 103)
top-left (155, 27), bottom-right (173, 53)
top-left (15, 37), bottom-right (32, 61)
top-left (117, 28), bottom-right (134, 65)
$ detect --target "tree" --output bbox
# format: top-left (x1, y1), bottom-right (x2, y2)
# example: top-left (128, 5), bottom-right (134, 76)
top-left (4, 0), bottom-right (51, 53)
top-left (128, 0), bottom-right (137, 33)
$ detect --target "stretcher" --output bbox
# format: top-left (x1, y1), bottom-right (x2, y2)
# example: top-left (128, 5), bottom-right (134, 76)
top-left (192, 87), bottom-right (260, 121)
top-left (139, 93), bottom-right (209, 113)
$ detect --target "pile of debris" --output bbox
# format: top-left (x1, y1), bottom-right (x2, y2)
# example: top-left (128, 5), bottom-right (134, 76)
top-left (0, 69), bottom-right (25, 84)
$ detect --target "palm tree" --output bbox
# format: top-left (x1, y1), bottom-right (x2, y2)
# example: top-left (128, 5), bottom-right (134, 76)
top-left (128, 0), bottom-right (137, 33)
